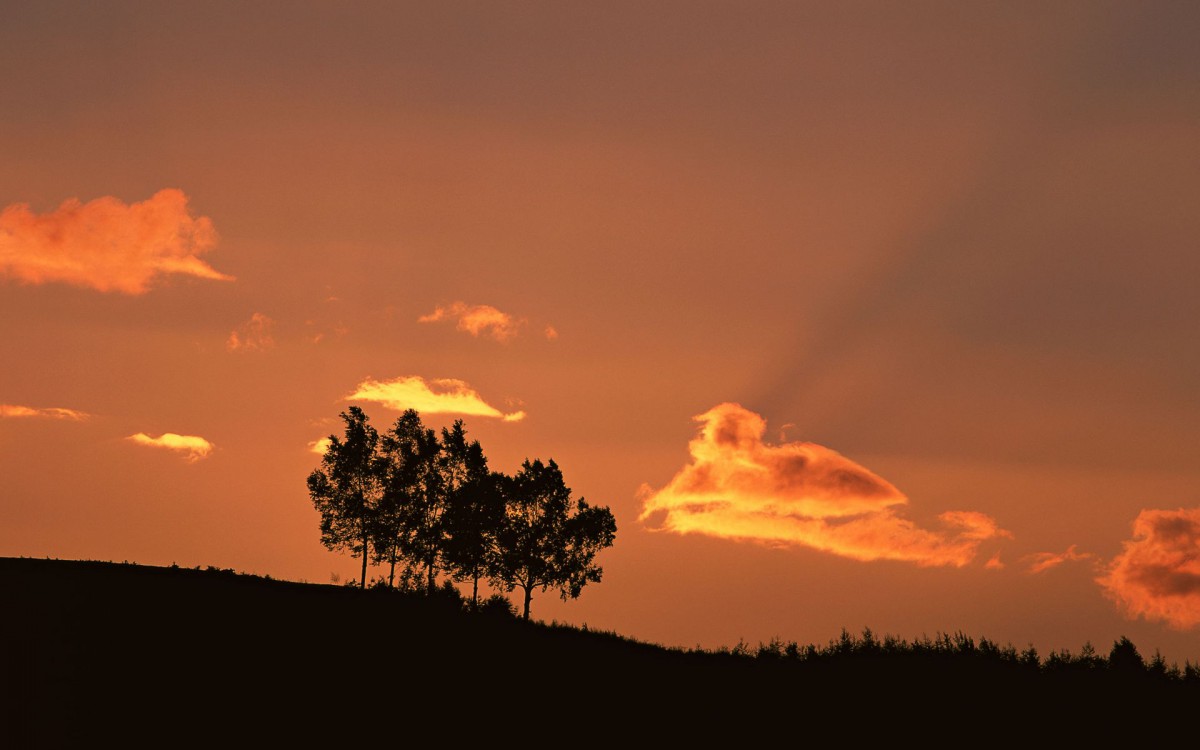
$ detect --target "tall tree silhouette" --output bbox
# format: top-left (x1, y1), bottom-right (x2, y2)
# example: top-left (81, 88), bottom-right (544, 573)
top-left (441, 422), bottom-right (503, 607)
top-left (444, 446), bottom-right (504, 604)
top-left (380, 409), bottom-right (442, 592)
top-left (307, 406), bottom-right (384, 588)
top-left (493, 459), bottom-right (617, 620)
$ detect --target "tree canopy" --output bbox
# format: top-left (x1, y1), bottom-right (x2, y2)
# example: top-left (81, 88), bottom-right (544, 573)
top-left (306, 406), bottom-right (385, 589)
top-left (307, 407), bottom-right (617, 618)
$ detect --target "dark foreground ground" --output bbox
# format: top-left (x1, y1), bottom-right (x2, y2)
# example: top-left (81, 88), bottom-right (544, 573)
top-left (2, 557), bottom-right (1194, 744)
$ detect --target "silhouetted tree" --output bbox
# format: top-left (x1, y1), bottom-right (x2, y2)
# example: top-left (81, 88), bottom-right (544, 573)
top-left (1109, 636), bottom-right (1145, 674)
top-left (307, 406), bottom-right (384, 588)
top-left (380, 409), bottom-right (442, 592)
top-left (440, 423), bottom-right (504, 608)
top-left (492, 458), bottom-right (617, 620)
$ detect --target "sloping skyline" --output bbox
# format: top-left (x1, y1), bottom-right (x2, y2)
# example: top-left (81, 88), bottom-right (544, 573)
top-left (3, 1), bottom-right (1199, 663)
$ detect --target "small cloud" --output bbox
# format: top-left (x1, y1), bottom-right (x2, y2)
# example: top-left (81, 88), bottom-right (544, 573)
top-left (347, 375), bottom-right (525, 421)
top-left (127, 432), bottom-right (214, 462)
top-left (1097, 507), bottom-right (1200, 630)
top-left (0, 189), bottom-right (231, 294)
top-left (985, 553), bottom-right (1005, 570)
top-left (0, 404), bottom-right (90, 420)
top-left (638, 403), bottom-right (1008, 567)
top-left (306, 319), bottom-right (348, 344)
top-left (227, 312), bottom-right (276, 352)
top-left (1024, 544), bottom-right (1095, 574)
top-left (544, 325), bottom-right (559, 341)
top-left (308, 437), bottom-right (333, 455)
top-left (419, 301), bottom-right (523, 342)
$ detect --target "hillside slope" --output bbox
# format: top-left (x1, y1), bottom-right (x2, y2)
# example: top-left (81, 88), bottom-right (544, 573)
top-left (2, 557), bottom-right (1192, 744)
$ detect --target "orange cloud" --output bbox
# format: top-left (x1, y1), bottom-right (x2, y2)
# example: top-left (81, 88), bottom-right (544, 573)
top-left (1097, 507), bottom-right (1200, 630)
top-left (544, 325), bottom-right (559, 341)
top-left (127, 432), bottom-right (214, 462)
top-left (0, 404), bottom-right (90, 420)
top-left (638, 403), bottom-right (1007, 566)
top-left (227, 312), bottom-right (276, 352)
top-left (419, 302), bottom-right (523, 342)
top-left (0, 189), bottom-right (230, 294)
top-left (347, 376), bottom-right (526, 421)
top-left (308, 437), bottom-right (333, 455)
top-left (1025, 544), bottom-right (1095, 574)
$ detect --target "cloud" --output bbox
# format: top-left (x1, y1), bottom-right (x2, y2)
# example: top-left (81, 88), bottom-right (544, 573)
top-left (347, 376), bottom-right (526, 421)
top-left (127, 432), bottom-right (214, 462)
top-left (227, 312), bottom-right (276, 352)
top-left (984, 553), bottom-right (1005, 570)
top-left (0, 404), bottom-right (90, 420)
top-left (308, 437), bottom-right (332, 455)
top-left (0, 189), bottom-right (231, 294)
top-left (1025, 544), bottom-right (1095, 574)
top-left (638, 403), bottom-right (1007, 566)
top-left (1097, 507), bottom-right (1200, 630)
top-left (419, 301), bottom-right (524, 342)
top-left (544, 325), bottom-right (559, 340)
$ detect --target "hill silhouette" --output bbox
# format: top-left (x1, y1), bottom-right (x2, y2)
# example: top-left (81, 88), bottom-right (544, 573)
top-left (3, 557), bottom-right (1194, 744)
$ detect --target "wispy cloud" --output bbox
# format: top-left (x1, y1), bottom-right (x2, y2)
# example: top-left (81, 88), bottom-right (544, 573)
top-left (308, 437), bottom-right (332, 455)
top-left (1024, 544), bottom-right (1095, 574)
top-left (127, 432), bottom-right (214, 462)
top-left (0, 189), bottom-right (231, 294)
top-left (227, 312), bottom-right (276, 352)
top-left (543, 325), bottom-right (559, 341)
top-left (419, 302), bottom-right (523, 342)
top-left (0, 404), bottom-right (91, 420)
top-left (1097, 507), bottom-right (1200, 630)
top-left (638, 403), bottom-right (1007, 567)
top-left (348, 376), bottom-right (525, 421)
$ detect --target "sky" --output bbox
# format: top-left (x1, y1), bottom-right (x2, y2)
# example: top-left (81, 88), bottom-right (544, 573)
top-left (3, 1), bottom-right (1200, 663)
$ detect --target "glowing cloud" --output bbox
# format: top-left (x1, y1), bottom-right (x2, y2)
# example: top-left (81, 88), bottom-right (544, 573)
top-left (1025, 544), bottom-right (1095, 574)
top-left (347, 376), bottom-right (525, 421)
top-left (544, 325), bottom-right (559, 340)
top-left (308, 437), bottom-right (332, 455)
top-left (227, 312), bottom-right (276, 352)
top-left (638, 403), bottom-right (1007, 566)
top-left (1097, 508), bottom-right (1200, 630)
top-left (0, 189), bottom-right (231, 294)
top-left (0, 404), bottom-right (90, 420)
top-left (419, 302), bottom-right (523, 342)
top-left (127, 432), bottom-right (214, 462)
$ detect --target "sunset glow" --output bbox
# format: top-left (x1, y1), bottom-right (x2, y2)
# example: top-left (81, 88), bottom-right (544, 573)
top-left (419, 302), bottom-right (523, 342)
top-left (0, 404), bottom-right (90, 420)
top-left (127, 433), bottom-right (215, 462)
top-left (0, 190), bottom-right (229, 294)
top-left (639, 404), bottom-right (1007, 566)
top-left (1026, 545), bottom-right (1096, 574)
top-left (4, 2), bottom-right (1200, 668)
top-left (227, 313), bottom-right (276, 352)
top-left (1098, 508), bottom-right (1200, 630)
top-left (348, 376), bottom-right (525, 421)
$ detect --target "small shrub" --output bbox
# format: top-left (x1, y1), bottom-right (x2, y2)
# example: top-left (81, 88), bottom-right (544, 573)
top-left (478, 593), bottom-right (516, 618)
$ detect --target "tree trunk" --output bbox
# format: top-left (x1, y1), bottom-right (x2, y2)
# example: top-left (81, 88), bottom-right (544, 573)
top-left (388, 547), bottom-right (396, 589)
top-left (472, 570), bottom-right (480, 609)
top-left (522, 584), bottom-right (533, 620)
top-left (360, 533), bottom-right (368, 589)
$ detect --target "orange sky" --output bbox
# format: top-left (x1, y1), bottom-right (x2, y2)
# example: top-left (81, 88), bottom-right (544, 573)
top-left (3, 2), bottom-right (1200, 663)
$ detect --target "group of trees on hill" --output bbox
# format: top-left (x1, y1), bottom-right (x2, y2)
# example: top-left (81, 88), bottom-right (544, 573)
top-left (307, 406), bottom-right (617, 619)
